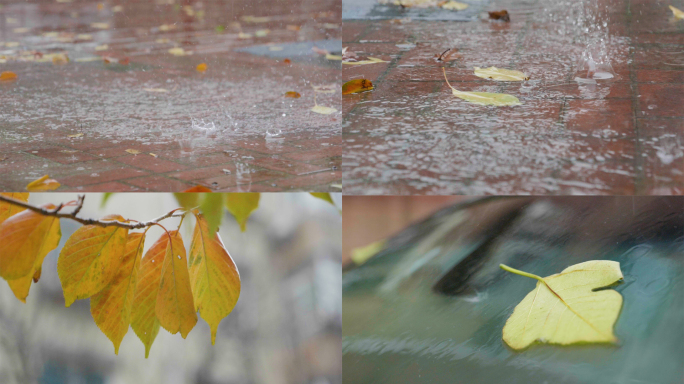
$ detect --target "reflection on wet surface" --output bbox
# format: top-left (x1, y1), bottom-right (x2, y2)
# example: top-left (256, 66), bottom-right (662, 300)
top-left (1, 0), bottom-right (341, 191)
top-left (342, 0), bottom-right (684, 195)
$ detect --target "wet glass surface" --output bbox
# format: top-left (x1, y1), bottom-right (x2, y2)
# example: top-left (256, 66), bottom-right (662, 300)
top-left (343, 197), bottom-right (684, 384)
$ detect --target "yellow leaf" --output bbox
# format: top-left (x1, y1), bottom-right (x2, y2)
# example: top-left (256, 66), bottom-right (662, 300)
top-left (238, 32), bottom-right (253, 39)
top-left (255, 29), bottom-right (270, 37)
top-left (311, 105), bottom-right (338, 115)
top-left (51, 53), bottom-right (69, 65)
top-left (156, 230), bottom-right (197, 338)
top-left (95, 44), bottom-right (108, 51)
top-left (189, 213), bottom-right (241, 344)
top-left (0, 71), bottom-right (18, 81)
top-left (670, 5), bottom-right (684, 19)
top-left (284, 91), bottom-right (301, 98)
top-left (90, 232), bottom-right (145, 354)
top-left (342, 57), bottom-right (388, 66)
top-left (200, 193), bottom-right (224, 236)
top-left (225, 193), bottom-right (260, 232)
top-left (0, 203), bottom-right (61, 282)
top-left (57, 214), bottom-right (128, 307)
top-left (143, 88), bottom-right (168, 93)
top-left (310, 192), bottom-right (335, 206)
top-left (500, 261), bottom-right (624, 350)
top-left (68, 133), bottom-right (84, 138)
top-left (443, 68), bottom-right (522, 106)
top-left (13, 27), bottom-right (30, 34)
top-left (168, 47), bottom-right (186, 56)
top-left (149, 153), bottom-right (158, 158)
top-left (125, 149), bottom-right (142, 154)
top-left (342, 79), bottom-right (374, 95)
top-left (26, 175), bottom-right (61, 191)
top-left (0, 192), bottom-right (29, 226)
top-left (241, 15), bottom-right (271, 23)
top-left (90, 22), bottom-right (110, 29)
top-left (325, 53), bottom-right (342, 60)
top-left (351, 240), bottom-right (385, 265)
top-left (473, 66), bottom-right (529, 81)
top-left (196, 63), bottom-right (207, 72)
top-left (131, 234), bottom-right (166, 358)
top-left (441, 1), bottom-right (469, 10)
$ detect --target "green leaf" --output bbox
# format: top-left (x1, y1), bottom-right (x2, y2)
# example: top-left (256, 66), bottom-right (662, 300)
top-left (200, 193), bottom-right (225, 236)
top-left (174, 193), bottom-right (201, 210)
top-left (101, 193), bottom-right (114, 208)
top-left (310, 193), bottom-right (335, 206)
top-left (500, 261), bottom-right (623, 350)
top-left (225, 193), bottom-right (260, 232)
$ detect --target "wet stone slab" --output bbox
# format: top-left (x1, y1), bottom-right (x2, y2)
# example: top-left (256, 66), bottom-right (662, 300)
top-left (0, 0), bottom-right (341, 192)
top-left (342, 0), bottom-right (684, 195)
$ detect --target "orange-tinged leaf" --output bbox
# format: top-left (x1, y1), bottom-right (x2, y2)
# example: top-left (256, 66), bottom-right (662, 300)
top-left (285, 91), bottom-right (301, 98)
top-left (0, 192), bottom-right (29, 226)
top-left (156, 230), bottom-right (197, 338)
top-left (0, 71), bottom-right (18, 81)
top-left (196, 63), bottom-right (207, 72)
top-left (283, 58), bottom-right (292, 64)
top-left (91, 232), bottom-right (145, 354)
top-left (342, 79), bottom-right (373, 95)
top-left (0, 203), bottom-right (61, 281)
top-left (189, 213), bottom-right (241, 344)
top-left (225, 193), bottom-right (260, 232)
top-left (26, 175), bottom-right (61, 191)
top-left (184, 185), bottom-right (213, 192)
top-left (131, 232), bottom-right (167, 358)
top-left (57, 214), bottom-right (128, 307)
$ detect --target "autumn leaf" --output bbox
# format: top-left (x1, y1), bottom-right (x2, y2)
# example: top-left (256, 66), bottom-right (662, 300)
top-left (0, 204), bottom-right (61, 299)
top-left (225, 193), bottom-right (260, 232)
top-left (0, 71), bottom-right (18, 81)
top-left (441, 1), bottom-right (468, 10)
top-left (168, 47), bottom-right (187, 56)
top-left (474, 66), bottom-right (529, 81)
top-left (342, 79), bottom-right (373, 95)
top-left (132, 232), bottom-right (167, 358)
top-left (488, 10), bottom-right (511, 22)
top-left (0, 192), bottom-right (29, 226)
top-left (26, 175), bottom-right (61, 191)
top-left (284, 91), bottom-right (301, 98)
top-left (90, 22), bottom-right (110, 29)
top-left (91, 232), bottom-right (145, 354)
top-left (184, 185), bottom-right (213, 192)
top-left (125, 149), bottom-right (142, 155)
top-left (189, 213), bottom-right (241, 344)
top-left (156, 230), bottom-right (197, 338)
top-left (342, 57), bottom-right (387, 66)
top-left (670, 5), bottom-right (684, 19)
top-left (143, 88), bottom-right (168, 93)
top-left (201, 193), bottom-right (225, 236)
top-left (443, 68), bottom-right (522, 106)
top-left (311, 105), bottom-right (338, 115)
top-left (310, 192), bottom-right (335, 206)
top-left (500, 261), bottom-right (623, 350)
top-left (57, 214), bottom-right (128, 307)
top-left (196, 63), bottom-right (207, 72)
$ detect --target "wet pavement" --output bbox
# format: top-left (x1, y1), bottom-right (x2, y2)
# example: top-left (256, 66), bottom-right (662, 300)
top-left (0, 0), bottom-right (341, 192)
top-left (342, 0), bottom-right (684, 195)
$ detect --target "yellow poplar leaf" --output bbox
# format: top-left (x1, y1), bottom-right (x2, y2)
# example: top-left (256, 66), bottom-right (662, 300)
top-left (131, 232), bottom-right (167, 358)
top-left (670, 5), bottom-right (684, 19)
top-left (189, 213), bottom-right (241, 344)
top-left (90, 232), bottom-right (145, 354)
top-left (342, 57), bottom-right (388, 66)
top-left (196, 63), bottom-right (207, 72)
top-left (473, 66), bottom-right (530, 81)
top-left (311, 105), bottom-right (338, 115)
top-left (0, 203), bottom-right (61, 281)
top-left (57, 214), bottom-right (128, 307)
top-left (0, 192), bottom-right (29, 225)
top-left (26, 175), bottom-right (61, 191)
top-left (441, 1), bottom-right (469, 10)
top-left (225, 193), bottom-right (260, 232)
top-left (500, 261), bottom-right (624, 350)
top-left (443, 68), bottom-right (522, 106)
top-left (156, 230), bottom-right (197, 338)
top-left (342, 79), bottom-right (373, 95)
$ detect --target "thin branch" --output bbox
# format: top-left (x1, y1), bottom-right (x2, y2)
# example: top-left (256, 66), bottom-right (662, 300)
top-left (0, 194), bottom-right (185, 230)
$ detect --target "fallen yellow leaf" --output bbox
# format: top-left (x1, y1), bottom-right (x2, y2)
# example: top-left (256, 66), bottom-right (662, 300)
top-left (67, 133), bottom-right (84, 138)
top-left (238, 32), bottom-right (253, 39)
top-left (342, 57), bottom-right (388, 66)
top-left (255, 29), bottom-right (270, 37)
top-left (51, 53), bottom-right (69, 65)
top-left (241, 15), bottom-right (271, 23)
top-left (443, 68), bottom-right (522, 106)
top-left (196, 63), bottom-right (207, 72)
top-left (311, 105), bottom-right (338, 115)
top-left (90, 22), bottom-right (110, 29)
top-left (13, 27), bottom-right (30, 34)
top-left (125, 149), bottom-right (142, 154)
top-left (149, 153), bottom-right (158, 158)
top-left (500, 261), bottom-right (623, 350)
top-left (474, 66), bottom-right (529, 81)
top-left (342, 79), bottom-right (374, 95)
top-left (112, 5), bottom-right (123, 12)
top-left (168, 47), bottom-right (186, 56)
top-left (95, 44), bottom-right (109, 51)
top-left (670, 5), bottom-right (684, 19)
top-left (26, 175), bottom-right (60, 191)
top-left (325, 53), bottom-right (343, 60)
top-left (0, 71), bottom-right (17, 81)
top-left (441, 1), bottom-right (469, 10)
top-left (284, 91), bottom-right (301, 98)
top-left (143, 88), bottom-right (168, 93)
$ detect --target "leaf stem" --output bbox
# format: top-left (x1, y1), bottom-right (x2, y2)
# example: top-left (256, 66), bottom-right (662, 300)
top-left (442, 67), bottom-right (456, 91)
top-left (499, 264), bottom-right (545, 283)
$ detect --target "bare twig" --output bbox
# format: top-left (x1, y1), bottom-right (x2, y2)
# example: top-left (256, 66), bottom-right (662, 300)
top-left (0, 194), bottom-right (185, 230)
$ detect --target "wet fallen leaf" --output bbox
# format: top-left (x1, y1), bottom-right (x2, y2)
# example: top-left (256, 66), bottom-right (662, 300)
top-left (52, 53), bottom-right (69, 65)
top-left (76, 34), bottom-right (93, 40)
top-left (255, 29), bottom-right (270, 37)
top-left (97, 3), bottom-right (104, 11)
top-left (112, 5), bottom-right (123, 12)
top-left (488, 10), bottom-right (511, 22)
top-left (435, 48), bottom-right (460, 62)
top-left (67, 133), bottom-right (84, 138)
top-left (156, 38), bottom-right (170, 44)
top-left (149, 153), bottom-right (158, 158)
top-left (0, 71), bottom-right (17, 81)
top-left (441, 1), bottom-right (469, 11)
top-left (670, 5), bottom-right (684, 19)
top-left (196, 63), bottom-right (207, 72)
top-left (286, 25), bottom-right (301, 31)
top-left (325, 53), bottom-right (343, 60)
top-left (283, 58), bottom-right (291, 64)
top-left (0, 157), bottom-right (7, 161)
top-left (143, 88), bottom-right (168, 93)
top-left (95, 44), bottom-right (108, 51)
top-left (285, 91), bottom-right (301, 98)
top-left (342, 57), bottom-right (388, 66)
top-left (184, 185), bottom-right (213, 192)
top-left (473, 66), bottom-right (529, 81)
top-left (443, 68), bottom-right (521, 106)
top-left (159, 24), bottom-right (176, 32)
top-left (342, 79), bottom-right (374, 95)
top-left (26, 175), bottom-right (61, 191)
top-left (500, 261), bottom-right (623, 350)
top-left (311, 105), bottom-right (338, 115)
top-left (75, 57), bottom-right (102, 62)
top-left (168, 47), bottom-right (186, 56)
top-left (125, 149), bottom-right (142, 155)
top-left (90, 22), bottom-right (110, 30)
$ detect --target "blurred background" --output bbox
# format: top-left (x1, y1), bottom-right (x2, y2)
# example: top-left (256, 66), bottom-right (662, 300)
top-left (0, 193), bottom-right (342, 384)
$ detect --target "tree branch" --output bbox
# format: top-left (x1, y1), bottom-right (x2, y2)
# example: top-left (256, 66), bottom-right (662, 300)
top-left (0, 194), bottom-right (185, 229)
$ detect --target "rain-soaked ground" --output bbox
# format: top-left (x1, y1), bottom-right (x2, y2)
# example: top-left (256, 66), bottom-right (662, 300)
top-left (0, 0), bottom-right (341, 192)
top-left (342, 0), bottom-right (684, 195)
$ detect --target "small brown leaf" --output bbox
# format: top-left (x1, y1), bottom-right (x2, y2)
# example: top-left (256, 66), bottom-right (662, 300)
top-left (284, 91), bottom-right (301, 98)
top-left (283, 58), bottom-right (291, 64)
top-left (488, 10), bottom-right (510, 22)
top-left (342, 79), bottom-right (373, 95)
